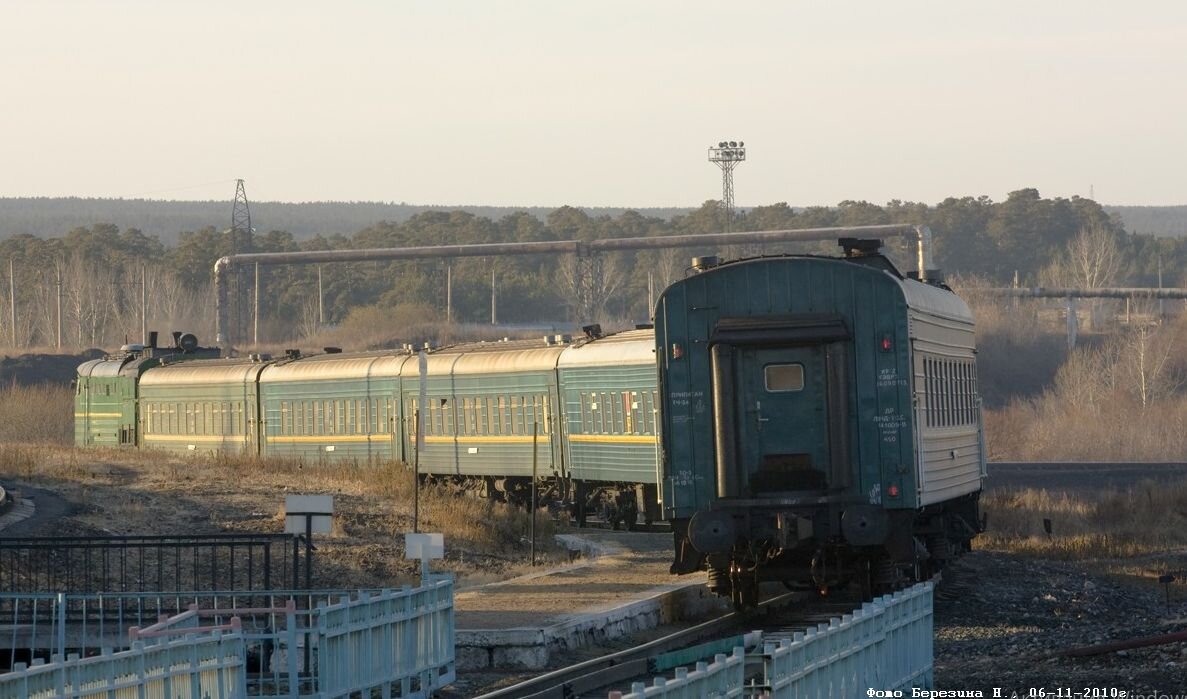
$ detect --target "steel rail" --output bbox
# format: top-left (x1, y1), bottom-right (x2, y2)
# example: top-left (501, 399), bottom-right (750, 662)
top-left (470, 590), bottom-right (806, 699)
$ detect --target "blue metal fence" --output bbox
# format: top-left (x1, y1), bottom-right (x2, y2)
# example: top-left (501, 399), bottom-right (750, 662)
top-left (607, 581), bottom-right (934, 699)
top-left (762, 582), bottom-right (933, 696)
top-left (610, 648), bottom-right (746, 699)
top-left (313, 577), bottom-right (455, 697)
top-left (0, 576), bottom-right (456, 699)
top-left (0, 630), bottom-right (246, 699)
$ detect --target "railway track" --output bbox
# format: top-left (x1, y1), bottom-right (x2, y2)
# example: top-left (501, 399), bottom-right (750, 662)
top-left (471, 587), bottom-right (871, 699)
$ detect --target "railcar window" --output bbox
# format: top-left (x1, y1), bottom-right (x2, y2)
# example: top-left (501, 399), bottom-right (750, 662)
top-left (599, 393), bottom-right (608, 433)
top-left (765, 364), bottom-right (805, 392)
top-left (615, 392), bottom-right (623, 433)
top-left (542, 394), bottom-right (550, 434)
top-left (959, 364), bottom-right (967, 425)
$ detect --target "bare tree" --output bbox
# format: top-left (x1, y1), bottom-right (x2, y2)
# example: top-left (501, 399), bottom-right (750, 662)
top-left (1040, 226), bottom-right (1124, 329)
top-left (556, 252), bottom-right (629, 321)
top-left (1113, 323), bottom-right (1184, 409)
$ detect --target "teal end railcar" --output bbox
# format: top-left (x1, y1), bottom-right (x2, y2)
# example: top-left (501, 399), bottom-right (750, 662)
top-left (138, 359), bottom-right (268, 455)
top-left (401, 339), bottom-right (567, 502)
top-left (656, 245), bottom-right (984, 607)
top-left (75, 334), bottom-right (219, 447)
top-left (259, 353), bottom-right (411, 463)
top-left (557, 329), bottom-right (662, 526)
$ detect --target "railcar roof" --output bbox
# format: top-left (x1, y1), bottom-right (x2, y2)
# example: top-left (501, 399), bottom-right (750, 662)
top-left (140, 359), bottom-right (269, 386)
top-left (664, 254), bottom-right (974, 325)
top-left (404, 345), bottom-right (568, 376)
top-left (77, 358), bottom-right (126, 378)
top-left (898, 277), bottom-right (973, 324)
top-left (558, 329), bottom-right (656, 368)
top-left (260, 353), bottom-right (411, 382)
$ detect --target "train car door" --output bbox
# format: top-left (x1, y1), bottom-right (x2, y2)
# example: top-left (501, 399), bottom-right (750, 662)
top-left (732, 345), bottom-right (831, 494)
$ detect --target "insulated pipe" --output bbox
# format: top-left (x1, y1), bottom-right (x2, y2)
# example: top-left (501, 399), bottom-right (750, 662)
top-left (213, 224), bottom-right (932, 347)
top-left (981, 287), bottom-right (1187, 299)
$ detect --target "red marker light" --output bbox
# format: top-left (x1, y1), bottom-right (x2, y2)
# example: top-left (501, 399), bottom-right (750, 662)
top-left (880, 336), bottom-right (893, 352)
top-left (887, 484), bottom-right (900, 497)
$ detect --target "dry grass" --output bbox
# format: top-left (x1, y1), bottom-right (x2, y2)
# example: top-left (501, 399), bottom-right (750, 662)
top-left (0, 447), bottom-right (562, 589)
top-left (0, 383), bottom-right (73, 444)
top-left (980, 479), bottom-right (1187, 560)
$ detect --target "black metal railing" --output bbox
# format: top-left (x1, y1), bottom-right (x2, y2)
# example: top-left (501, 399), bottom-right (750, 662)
top-left (0, 534), bottom-right (308, 595)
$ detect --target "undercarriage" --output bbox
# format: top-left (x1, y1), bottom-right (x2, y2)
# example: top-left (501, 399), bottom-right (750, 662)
top-left (672, 492), bottom-right (982, 609)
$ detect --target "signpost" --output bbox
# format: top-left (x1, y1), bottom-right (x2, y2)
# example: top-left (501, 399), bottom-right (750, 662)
top-left (405, 532), bottom-right (444, 582)
top-left (284, 494), bottom-right (334, 590)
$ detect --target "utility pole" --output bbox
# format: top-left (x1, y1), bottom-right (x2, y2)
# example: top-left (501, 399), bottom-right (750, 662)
top-left (8, 259), bottom-right (15, 348)
top-left (446, 263), bottom-right (453, 324)
top-left (253, 261), bottom-right (260, 346)
top-left (140, 264), bottom-right (147, 345)
top-left (55, 263), bottom-right (62, 350)
top-left (317, 265), bottom-right (324, 326)
top-left (490, 268), bottom-right (497, 325)
top-left (647, 271), bottom-right (655, 316)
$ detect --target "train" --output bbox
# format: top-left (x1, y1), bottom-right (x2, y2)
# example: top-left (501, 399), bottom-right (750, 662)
top-left (76, 238), bottom-right (985, 606)
top-left (655, 240), bottom-right (985, 607)
top-left (75, 327), bottom-right (662, 528)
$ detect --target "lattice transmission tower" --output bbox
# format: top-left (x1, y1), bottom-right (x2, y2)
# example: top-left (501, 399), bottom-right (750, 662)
top-left (230, 179), bottom-right (252, 344)
top-left (707, 140), bottom-right (746, 232)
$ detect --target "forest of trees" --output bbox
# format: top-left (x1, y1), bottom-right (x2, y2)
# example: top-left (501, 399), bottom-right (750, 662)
top-left (1, 188), bottom-right (1185, 351)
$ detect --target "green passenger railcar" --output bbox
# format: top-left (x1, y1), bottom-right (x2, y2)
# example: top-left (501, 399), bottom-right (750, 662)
top-left (138, 360), bottom-right (267, 455)
top-left (402, 342), bottom-right (567, 496)
top-left (557, 329), bottom-right (661, 523)
top-left (259, 353), bottom-right (409, 462)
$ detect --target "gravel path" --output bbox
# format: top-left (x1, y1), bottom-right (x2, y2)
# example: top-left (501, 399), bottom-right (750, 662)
top-left (936, 550), bottom-right (1187, 693)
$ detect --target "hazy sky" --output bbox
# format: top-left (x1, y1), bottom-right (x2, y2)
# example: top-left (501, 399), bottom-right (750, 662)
top-left (2, 1), bottom-right (1185, 207)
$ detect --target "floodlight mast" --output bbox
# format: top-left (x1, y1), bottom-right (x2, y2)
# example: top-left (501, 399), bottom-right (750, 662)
top-left (708, 140), bottom-right (746, 232)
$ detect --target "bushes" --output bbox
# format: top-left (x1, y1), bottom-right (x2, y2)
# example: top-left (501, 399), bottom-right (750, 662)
top-left (0, 383), bottom-right (73, 444)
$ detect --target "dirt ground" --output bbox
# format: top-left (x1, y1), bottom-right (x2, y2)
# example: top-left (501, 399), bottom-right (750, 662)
top-left (0, 446), bottom-right (565, 590)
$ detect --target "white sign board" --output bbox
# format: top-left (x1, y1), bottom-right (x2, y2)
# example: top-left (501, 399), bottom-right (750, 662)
top-left (405, 532), bottom-right (444, 560)
top-left (284, 494), bottom-right (334, 534)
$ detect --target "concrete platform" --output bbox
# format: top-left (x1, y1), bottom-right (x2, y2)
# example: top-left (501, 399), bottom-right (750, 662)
top-left (0, 487), bottom-right (34, 532)
top-left (453, 531), bottom-right (725, 670)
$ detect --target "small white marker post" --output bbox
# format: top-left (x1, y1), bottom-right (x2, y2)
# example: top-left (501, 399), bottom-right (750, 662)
top-left (405, 532), bottom-right (444, 583)
top-left (285, 495), bottom-right (334, 590)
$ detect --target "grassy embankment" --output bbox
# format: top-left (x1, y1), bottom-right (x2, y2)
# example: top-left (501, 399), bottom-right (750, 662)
top-left (0, 383), bottom-right (558, 587)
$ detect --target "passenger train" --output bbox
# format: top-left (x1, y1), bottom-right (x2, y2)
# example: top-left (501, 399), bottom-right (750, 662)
top-left (75, 328), bottom-right (662, 527)
top-left (77, 239), bottom-right (985, 605)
